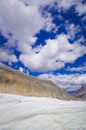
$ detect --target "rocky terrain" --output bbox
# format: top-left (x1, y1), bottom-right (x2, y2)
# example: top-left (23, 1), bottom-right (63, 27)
top-left (0, 64), bottom-right (76, 100)
top-left (74, 84), bottom-right (86, 100)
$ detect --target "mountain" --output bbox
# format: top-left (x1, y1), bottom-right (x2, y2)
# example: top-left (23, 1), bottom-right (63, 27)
top-left (0, 64), bottom-right (76, 100)
top-left (74, 84), bottom-right (86, 100)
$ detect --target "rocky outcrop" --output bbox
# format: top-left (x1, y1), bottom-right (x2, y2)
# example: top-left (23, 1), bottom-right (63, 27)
top-left (0, 65), bottom-right (76, 100)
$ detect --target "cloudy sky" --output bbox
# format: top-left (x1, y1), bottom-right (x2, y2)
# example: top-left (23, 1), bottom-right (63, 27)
top-left (0, 0), bottom-right (86, 93)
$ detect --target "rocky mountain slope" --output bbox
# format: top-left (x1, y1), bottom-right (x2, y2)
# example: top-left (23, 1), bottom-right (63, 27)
top-left (74, 84), bottom-right (86, 100)
top-left (0, 65), bottom-right (76, 100)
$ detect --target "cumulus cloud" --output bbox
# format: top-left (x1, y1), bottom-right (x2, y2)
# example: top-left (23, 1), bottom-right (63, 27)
top-left (0, 0), bottom-right (86, 72)
top-left (76, 2), bottom-right (86, 16)
top-left (38, 73), bottom-right (86, 92)
top-left (0, 0), bottom-right (58, 63)
top-left (0, 47), bottom-right (17, 63)
top-left (20, 34), bottom-right (86, 72)
top-left (20, 0), bottom-right (56, 7)
top-left (0, 0), bottom-right (44, 44)
top-left (57, 0), bottom-right (86, 16)
top-left (65, 22), bottom-right (81, 40)
top-left (0, 0), bottom-right (56, 44)
top-left (57, 0), bottom-right (76, 10)
top-left (0, 0), bottom-right (85, 46)
top-left (0, 0), bottom-right (57, 65)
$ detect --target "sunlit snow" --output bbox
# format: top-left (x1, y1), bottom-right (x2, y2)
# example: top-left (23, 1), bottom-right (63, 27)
top-left (0, 94), bottom-right (86, 130)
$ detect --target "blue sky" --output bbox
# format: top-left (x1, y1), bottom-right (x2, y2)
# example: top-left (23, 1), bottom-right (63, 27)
top-left (0, 0), bottom-right (86, 93)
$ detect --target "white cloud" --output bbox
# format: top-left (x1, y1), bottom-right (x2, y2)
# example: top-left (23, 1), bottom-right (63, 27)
top-left (38, 73), bottom-right (86, 92)
top-left (0, 0), bottom-right (56, 44)
top-left (19, 66), bottom-right (29, 74)
top-left (20, 53), bottom-right (64, 72)
top-left (0, 0), bottom-right (57, 65)
top-left (0, 0), bottom-right (85, 46)
top-left (65, 22), bottom-right (81, 39)
top-left (76, 2), bottom-right (86, 16)
top-left (19, 67), bottom-right (24, 72)
top-left (20, 0), bottom-right (56, 7)
top-left (0, 0), bottom-right (86, 72)
top-left (44, 17), bottom-right (56, 32)
top-left (0, 0), bottom-right (58, 64)
top-left (17, 43), bottom-right (33, 54)
top-left (57, 0), bottom-right (76, 10)
top-left (20, 34), bottom-right (86, 72)
top-left (57, 0), bottom-right (86, 16)
top-left (0, 0), bottom-right (44, 44)
top-left (0, 48), bottom-right (17, 63)
top-left (67, 64), bottom-right (86, 72)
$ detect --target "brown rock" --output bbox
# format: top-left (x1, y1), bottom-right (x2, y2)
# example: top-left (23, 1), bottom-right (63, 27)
top-left (0, 65), bottom-right (76, 100)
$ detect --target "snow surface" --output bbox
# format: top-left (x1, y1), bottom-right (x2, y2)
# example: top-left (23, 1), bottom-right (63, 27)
top-left (0, 94), bottom-right (86, 130)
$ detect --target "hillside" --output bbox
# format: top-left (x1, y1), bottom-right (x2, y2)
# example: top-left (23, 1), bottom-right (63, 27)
top-left (74, 84), bottom-right (86, 100)
top-left (0, 65), bottom-right (76, 100)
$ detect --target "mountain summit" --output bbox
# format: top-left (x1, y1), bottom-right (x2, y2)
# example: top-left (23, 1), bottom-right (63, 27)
top-left (0, 65), bottom-right (76, 100)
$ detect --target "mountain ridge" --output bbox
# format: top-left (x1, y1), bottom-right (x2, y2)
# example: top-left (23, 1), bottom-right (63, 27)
top-left (74, 84), bottom-right (86, 100)
top-left (0, 64), bottom-right (78, 100)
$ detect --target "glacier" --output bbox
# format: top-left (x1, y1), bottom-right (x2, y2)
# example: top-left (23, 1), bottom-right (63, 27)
top-left (0, 93), bottom-right (86, 130)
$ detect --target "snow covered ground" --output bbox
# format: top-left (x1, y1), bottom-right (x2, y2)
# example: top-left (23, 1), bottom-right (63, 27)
top-left (0, 94), bottom-right (86, 130)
